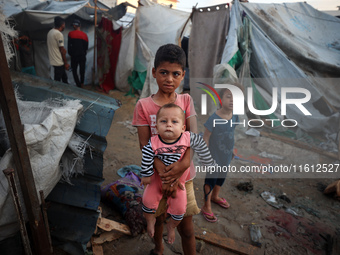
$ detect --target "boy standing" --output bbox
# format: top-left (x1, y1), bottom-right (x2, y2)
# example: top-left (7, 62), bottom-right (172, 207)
top-left (201, 87), bottom-right (240, 222)
top-left (132, 44), bottom-right (199, 255)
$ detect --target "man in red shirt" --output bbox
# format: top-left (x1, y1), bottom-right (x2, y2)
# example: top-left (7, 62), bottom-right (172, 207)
top-left (68, 19), bottom-right (88, 88)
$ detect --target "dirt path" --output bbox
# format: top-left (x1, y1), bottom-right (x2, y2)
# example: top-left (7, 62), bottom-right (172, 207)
top-left (98, 89), bottom-right (340, 255)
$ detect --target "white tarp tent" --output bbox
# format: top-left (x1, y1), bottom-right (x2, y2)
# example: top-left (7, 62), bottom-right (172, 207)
top-left (115, 0), bottom-right (191, 96)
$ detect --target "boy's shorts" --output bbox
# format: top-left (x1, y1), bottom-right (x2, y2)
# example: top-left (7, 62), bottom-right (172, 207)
top-left (154, 180), bottom-right (200, 217)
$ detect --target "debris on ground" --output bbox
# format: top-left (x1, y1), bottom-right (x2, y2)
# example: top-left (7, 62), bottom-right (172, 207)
top-left (261, 191), bottom-right (283, 209)
top-left (236, 181), bottom-right (254, 192)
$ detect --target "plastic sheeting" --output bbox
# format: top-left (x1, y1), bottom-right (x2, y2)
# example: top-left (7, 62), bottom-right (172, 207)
top-left (135, 3), bottom-right (190, 98)
top-left (0, 0), bottom-right (41, 17)
top-left (241, 2), bottom-right (340, 108)
top-left (0, 98), bottom-right (83, 241)
top-left (115, 21), bottom-right (135, 92)
top-left (9, 71), bottom-right (119, 254)
top-left (189, 4), bottom-right (230, 113)
top-left (217, 0), bottom-right (339, 136)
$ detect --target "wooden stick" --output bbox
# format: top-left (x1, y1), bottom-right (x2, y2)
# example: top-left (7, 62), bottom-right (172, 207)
top-left (97, 217), bottom-right (131, 235)
top-left (194, 226), bottom-right (259, 255)
top-left (92, 231), bottom-right (124, 245)
top-left (86, 3), bottom-right (109, 11)
top-left (92, 0), bottom-right (98, 86)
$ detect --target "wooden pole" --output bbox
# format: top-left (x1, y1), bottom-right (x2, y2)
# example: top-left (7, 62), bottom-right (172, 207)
top-left (92, 0), bottom-right (98, 86)
top-left (0, 34), bottom-right (52, 254)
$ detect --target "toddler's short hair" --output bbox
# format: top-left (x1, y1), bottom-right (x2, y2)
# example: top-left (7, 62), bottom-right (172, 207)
top-left (156, 103), bottom-right (185, 123)
top-left (154, 44), bottom-right (186, 70)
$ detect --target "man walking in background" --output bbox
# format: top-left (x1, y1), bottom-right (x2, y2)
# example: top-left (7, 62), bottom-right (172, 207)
top-left (47, 16), bottom-right (69, 83)
top-left (68, 19), bottom-right (88, 88)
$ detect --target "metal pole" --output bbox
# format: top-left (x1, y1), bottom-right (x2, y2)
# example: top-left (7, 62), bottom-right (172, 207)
top-left (39, 190), bottom-right (53, 254)
top-left (3, 168), bottom-right (32, 255)
top-left (0, 34), bottom-right (52, 255)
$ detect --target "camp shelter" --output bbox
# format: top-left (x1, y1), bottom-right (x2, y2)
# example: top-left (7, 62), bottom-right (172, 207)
top-left (206, 0), bottom-right (340, 143)
top-left (0, 3), bottom-right (122, 253)
top-left (6, 0), bottom-right (128, 86)
top-left (0, 70), bottom-right (120, 254)
top-left (114, 0), bottom-right (191, 96)
top-left (0, 0), bottom-right (41, 17)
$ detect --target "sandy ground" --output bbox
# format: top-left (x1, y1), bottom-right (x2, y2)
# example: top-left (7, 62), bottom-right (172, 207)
top-left (96, 89), bottom-right (340, 255)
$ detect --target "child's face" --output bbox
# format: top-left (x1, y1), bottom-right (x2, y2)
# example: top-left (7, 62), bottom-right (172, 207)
top-left (156, 107), bottom-right (186, 142)
top-left (221, 89), bottom-right (233, 111)
top-left (152, 62), bottom-right (185, 94)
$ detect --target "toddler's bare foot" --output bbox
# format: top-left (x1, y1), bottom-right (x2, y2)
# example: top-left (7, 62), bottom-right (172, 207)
top-left (144, 213), bottom-right (156, 238)
top-left (167, 223), bottom-right (176, 244)
top-left (147, 217), bottom-right (156, 238)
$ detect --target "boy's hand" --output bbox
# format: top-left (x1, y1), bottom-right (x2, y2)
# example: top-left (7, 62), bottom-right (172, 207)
top-left (162, 182), bottom-right (175, 197)
top-left (161, 160), bottom-right (188, 184)
top-left (141, 176), bottom-right (151, 186)
top-left (162, 180), bottom-right (184, 198)
top-left (153, 157), bottom-right (166, 175)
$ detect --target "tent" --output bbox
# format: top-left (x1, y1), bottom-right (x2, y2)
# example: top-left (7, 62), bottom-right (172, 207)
top-left (114, 0), bottom-right (191, 95)
top-left (206, 0), bottom-right (340, 142)
top-left (5, 0), bottom-right (127, 87)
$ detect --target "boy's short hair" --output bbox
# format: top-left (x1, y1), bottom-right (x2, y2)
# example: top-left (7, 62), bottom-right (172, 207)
top-left (54, 16), bottom-right (65, 28)
top-left (154, 44), bottom-right (186, 70)
top-left (156, 103), bottom-right (185, 122)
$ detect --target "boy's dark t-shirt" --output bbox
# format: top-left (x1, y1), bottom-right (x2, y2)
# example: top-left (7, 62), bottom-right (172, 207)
top-left (204, 113), bottom-right (239, 167)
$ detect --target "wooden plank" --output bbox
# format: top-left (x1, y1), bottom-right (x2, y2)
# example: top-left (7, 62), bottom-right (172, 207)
top-left (260, 131), bottom-right (338, 160)
top-left (85, 3), bottom-right (109, 11)
top-left (92, 244), bottom-right (103, 255)
top-left (324, 180), bottom-right (340, 198)
top-left (97, 217), bottom-right (131, 235)
top-left (92, 231), bottom-right (124, 245)
top-left (194, 226), bottom-right (259, 255)
top-left (91, 236), bottom-right (104, 255)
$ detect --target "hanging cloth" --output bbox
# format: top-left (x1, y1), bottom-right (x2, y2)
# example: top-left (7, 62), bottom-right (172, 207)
top-left (97, 17), bottom-right (122, 93)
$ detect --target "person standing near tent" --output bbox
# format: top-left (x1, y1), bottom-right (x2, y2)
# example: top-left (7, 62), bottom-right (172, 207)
top-left (68, 19), bottom-right (88, 88)
top-left (201, 85), bottom-right (242, 222)
top-left (132, 44), bottom-right (199, 255)
top-left (47, 16), bottom-right (69, 83)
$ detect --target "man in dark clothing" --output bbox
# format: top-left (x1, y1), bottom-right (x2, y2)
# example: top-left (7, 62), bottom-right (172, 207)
top-left (68, 19), bottom-right (88, 88)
